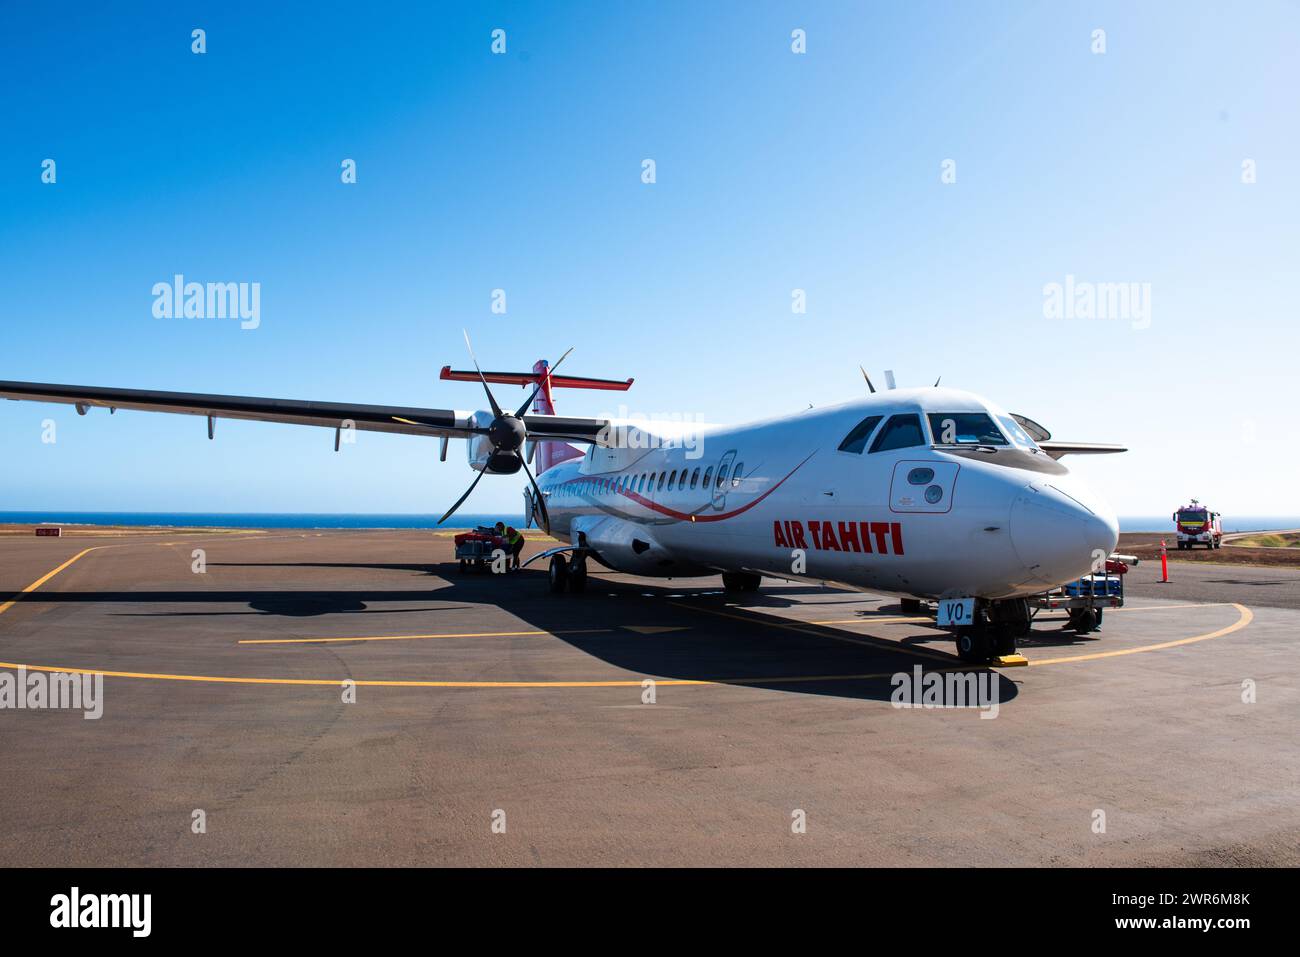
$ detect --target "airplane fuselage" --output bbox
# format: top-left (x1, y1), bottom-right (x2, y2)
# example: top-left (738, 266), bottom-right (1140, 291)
top-left (535, 387), bottom-right (1118, 601)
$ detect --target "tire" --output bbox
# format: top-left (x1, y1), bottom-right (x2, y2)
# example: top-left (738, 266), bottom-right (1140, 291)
top-left (1093, 607), bottom-right (1103, 630)
top-left (955, 629), bottom-right (993, 664)
top-left (900, 598), bottom-right (924, 614)
top-left (722, 571), bottom-right (760, 593)
top-left (1078, 607), bottom-right (1098, 632)
top-left (993, 626), bottom-right (1018, 657)
top-left (548, 554), bottom-right (569, 594)
top-left (568, 558), bottom-right (588, 594)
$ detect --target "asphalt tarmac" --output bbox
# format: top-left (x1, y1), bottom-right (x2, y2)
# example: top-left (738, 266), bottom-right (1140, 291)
top-left (0, 528), bottom-right (1295, 866)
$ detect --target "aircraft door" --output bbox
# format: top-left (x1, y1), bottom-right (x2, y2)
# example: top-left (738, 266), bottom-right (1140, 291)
top-left (710, 449), bottom-right (737, 511)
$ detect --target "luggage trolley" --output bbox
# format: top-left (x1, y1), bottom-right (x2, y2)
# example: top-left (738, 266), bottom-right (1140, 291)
top-left (453, 526), bottom-right (509, 574)
top-left (1028, 557), bottom-right (1132, 633)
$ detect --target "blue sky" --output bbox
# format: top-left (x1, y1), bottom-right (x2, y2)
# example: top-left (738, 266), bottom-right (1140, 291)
top-left (2, 1), bottom-right (1297, 516)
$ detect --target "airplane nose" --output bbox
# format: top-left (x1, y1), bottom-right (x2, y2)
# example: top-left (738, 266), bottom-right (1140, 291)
top-left (1008, 484), bottom-right (1119, 586)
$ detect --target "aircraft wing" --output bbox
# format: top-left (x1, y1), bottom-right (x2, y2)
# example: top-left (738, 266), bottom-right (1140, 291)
top-left (0, 380), bottom-right (611, 442)
top-left (1037, 441), bottom-right (1127, 459)
top-left (1011, 413), bottom-right (1125, 460)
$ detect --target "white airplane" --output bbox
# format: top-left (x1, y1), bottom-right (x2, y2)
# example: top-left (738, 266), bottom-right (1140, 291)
top-left (1, 342), bottom-right (1124, 663)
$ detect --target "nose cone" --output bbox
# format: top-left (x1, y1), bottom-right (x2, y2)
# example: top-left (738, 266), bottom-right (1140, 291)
top-left (1009, 484), bottom-right (1119, 586)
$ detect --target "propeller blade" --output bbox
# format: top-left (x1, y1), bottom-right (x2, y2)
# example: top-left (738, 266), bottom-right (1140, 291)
top-left (518, 454), bottom-right (551, 534)
top-left (462, 329), bottom-right (503, 418)
top-left (514, 346), bottom-right (574, 418)
top-left (437, 466), bottom-right (488, 526)
top-left (859, 365), bottom-right (877, 395)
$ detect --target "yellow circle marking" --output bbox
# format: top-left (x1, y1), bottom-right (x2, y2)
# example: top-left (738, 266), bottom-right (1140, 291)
top-left (238, 628), bottom-right (612, 645)
top-left (0, 544), bottom-right (1257, 689)
top-left (1027, 603), bottom-right (1253, 665)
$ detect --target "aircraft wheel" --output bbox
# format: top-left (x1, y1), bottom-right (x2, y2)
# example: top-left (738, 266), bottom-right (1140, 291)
top-left (993, 626), bottom-right (1018, 657)
top-left (954, 628), bottom-right (992, 664)
top-left (567, 557), bottom-right (588, 594)
top-left (548, 554), bottom-right (569, 594)
top-left (722, 572), bottom-right (761, 593)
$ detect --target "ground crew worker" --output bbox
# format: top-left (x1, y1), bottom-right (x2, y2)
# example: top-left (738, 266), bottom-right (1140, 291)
top-left (495, 522), bottom-right (526, 570)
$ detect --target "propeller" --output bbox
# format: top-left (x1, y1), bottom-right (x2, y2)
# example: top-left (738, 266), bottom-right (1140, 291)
top-left (424, 333), bottom-right (574, 533)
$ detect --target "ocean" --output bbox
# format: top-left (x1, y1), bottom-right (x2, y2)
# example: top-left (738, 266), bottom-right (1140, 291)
top-left (0, 512), bottom-right (520, 530)
top-left (1, 511), bottom-right (1297, 533)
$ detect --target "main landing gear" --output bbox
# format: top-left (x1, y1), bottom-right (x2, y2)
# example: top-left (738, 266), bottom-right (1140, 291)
top-left (722, 571), bottom-right (761, 594)
top-left (952, 598), bottom-right (1031, 664)
top-left (548, 553), bottom-right (588, 594)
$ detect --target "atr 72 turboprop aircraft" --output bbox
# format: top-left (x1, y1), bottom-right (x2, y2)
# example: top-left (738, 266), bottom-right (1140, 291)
top-left (1, 340), bottom-right (1124, 664)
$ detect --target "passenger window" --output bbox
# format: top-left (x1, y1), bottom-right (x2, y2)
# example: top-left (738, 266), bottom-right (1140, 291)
top-left (837, 415), bottom-right (884, 454)
top-left (647, 473), bottom-right (656, 493)
top-left (657, 472), bottom-right (666, 491)
top-left (732, 463), bottom-right (743, 487)
top-left (869, 414), bottom-right (925, 453)
top-left (716, 465), bottom-right (729, 488)
top-left (689, 468), bottom-right (699, 489)
top-left (668, 470), bottom-right (677, 490)
top-left (702, 467), bottom-right (713, 489)
top-left (638, 474), bottom-right (646, 493)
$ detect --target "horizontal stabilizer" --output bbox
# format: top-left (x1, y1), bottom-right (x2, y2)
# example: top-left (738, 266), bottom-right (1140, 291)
top-left (440, 367), bottom-right (632, 391)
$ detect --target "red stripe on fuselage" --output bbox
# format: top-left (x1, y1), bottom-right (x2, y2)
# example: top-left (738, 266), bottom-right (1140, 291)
top-left (559, 451), bottom-right (817, 524)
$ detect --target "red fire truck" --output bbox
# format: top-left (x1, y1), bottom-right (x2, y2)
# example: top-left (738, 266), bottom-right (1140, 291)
top-left (1173, 500), bottom-right (1222, 550)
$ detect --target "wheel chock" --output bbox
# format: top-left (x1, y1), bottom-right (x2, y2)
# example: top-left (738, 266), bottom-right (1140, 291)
top-left (992, 654), bottom-right (1029, 667)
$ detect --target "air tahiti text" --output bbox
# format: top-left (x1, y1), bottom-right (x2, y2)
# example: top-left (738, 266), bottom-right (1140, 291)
top-left (773, 520), bottom-right (904, 555)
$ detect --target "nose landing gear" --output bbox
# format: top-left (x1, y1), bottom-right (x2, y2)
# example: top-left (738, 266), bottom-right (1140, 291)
top-left (953, 599), bottom-right (1031, 664)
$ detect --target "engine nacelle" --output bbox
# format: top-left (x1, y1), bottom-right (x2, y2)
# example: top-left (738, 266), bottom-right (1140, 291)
top-left (466, 411), bottom-right (524, 474)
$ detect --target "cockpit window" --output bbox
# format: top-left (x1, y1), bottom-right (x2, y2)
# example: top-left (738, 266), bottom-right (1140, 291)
top-left (869, 414), bottom-right (925, 453)
top-left (996, 414), bottom-right (1038, 450)
top-left (837, 415), bottom-right (883, 454)
top-left (927, 413), bottom-right (1008, 446)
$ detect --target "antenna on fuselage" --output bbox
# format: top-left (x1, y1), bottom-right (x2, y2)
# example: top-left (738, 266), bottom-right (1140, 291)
top-left (859, 366), bottom-right (876, 394)
top-left (934, 376), bottom-right (942, 387)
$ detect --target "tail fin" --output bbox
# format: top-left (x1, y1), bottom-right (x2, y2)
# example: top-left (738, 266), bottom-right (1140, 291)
top-left (439, 361), bottom-right (633, 473)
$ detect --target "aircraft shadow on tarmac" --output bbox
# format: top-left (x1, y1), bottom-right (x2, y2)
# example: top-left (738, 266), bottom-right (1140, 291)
top-left (9, 562), bottom-right (1021, 705)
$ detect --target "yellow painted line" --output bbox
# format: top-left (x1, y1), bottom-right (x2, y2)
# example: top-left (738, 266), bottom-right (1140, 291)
top-left (0, 547), bottom-right (100, 616)
top-left (666, 600), bottom-right (956, 664)
top-left (238, 628), bottom-right (612, 645)
top-left (0, 604), bottom-right (1254, 691)
top-left (1111, 602), bottom-right (1230, 612)
top-left (812, 616), bottom-right (934, 625)
top-left (0, 658), bottom-right (923, 688)
top-left (1029, 603), bottom-right (1253, 665)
